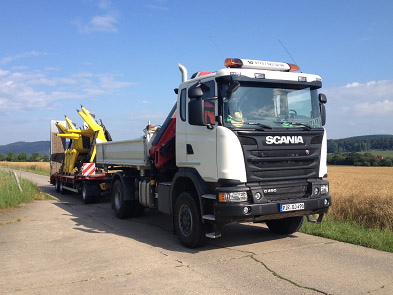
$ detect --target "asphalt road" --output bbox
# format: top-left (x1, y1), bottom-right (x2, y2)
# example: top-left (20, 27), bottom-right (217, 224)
top-left (1, 170), bottom-right (393, 295)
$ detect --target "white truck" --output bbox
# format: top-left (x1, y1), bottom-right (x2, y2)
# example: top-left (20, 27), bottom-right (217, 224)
top-left (53, 58), bottom-right (331, 248)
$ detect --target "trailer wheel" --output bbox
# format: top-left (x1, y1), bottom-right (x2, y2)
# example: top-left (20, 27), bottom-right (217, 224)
top-left (55, 179), bottom-right (60, 193)
top-left (174, 191), bottom-right (206, 248)
top-left (82, 183), bottom-right (99, 204)
top-left (266, 216), bottom-right (304, 235)
top-left (59, 181), bottom-right (66, 195)
top-left (112, 179), bottom-right (133, 219)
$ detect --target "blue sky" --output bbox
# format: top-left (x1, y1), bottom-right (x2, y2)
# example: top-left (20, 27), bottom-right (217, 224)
top-left (0, 0), bottom-right (393, 145)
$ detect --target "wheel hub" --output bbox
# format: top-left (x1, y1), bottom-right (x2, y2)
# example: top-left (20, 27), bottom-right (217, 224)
top-left (114, 190), bottom-right (121, 210)
top-left (179, 204), bottom-right (193, 237)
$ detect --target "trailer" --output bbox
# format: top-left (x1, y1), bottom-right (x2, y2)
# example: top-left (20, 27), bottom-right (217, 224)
top-left (51, 58), bottom-right (331, 248)
top-left (50, 107), bottom-right (111, 203)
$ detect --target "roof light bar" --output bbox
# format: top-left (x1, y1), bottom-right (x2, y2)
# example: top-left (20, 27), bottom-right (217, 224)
top-left (224, 58), bottom-right (300, 72)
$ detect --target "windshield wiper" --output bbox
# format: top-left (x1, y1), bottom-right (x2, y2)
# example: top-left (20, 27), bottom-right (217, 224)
top-left (289, 122), bottom-right (312, 130)
top-left (274, 121), bottom-right (312, 130)
top-left (244, 122), bottom-right (273, 129)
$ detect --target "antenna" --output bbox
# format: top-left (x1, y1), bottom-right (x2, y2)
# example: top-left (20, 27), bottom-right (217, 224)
top-left (278, 38), bottom-right (302, 73)
top-left (209, 35), bottom-right (224, 60)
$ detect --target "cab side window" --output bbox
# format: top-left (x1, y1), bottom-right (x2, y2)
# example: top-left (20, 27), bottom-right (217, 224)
top-left (201, 81), bottom-right (215, 125)
top-left (180, 89), bottom-right (186, 121)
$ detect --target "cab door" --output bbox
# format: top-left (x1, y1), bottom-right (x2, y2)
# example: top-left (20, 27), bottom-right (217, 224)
top-left (185, 79), bottom-right (218, 182)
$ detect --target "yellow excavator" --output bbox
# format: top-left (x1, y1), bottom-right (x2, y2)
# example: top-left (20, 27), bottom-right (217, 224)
top-left (56, 106), bottom-right (112, 174)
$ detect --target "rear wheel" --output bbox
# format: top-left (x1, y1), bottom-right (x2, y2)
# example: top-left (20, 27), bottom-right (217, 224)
top-left (59, 181), bottom-right (66, 195)
top-left (82, 182), bottom-right (100, 204)
top-left (55, 179), bottom-right (60, 193)
top-left (112, 179), bottom-right (144, 219)
top-left (266, 216), bottom-right (304, 235)
top-left (112, 180), bottom-right (132, 219)
top-left (174, 191), bottom-right (206, 248)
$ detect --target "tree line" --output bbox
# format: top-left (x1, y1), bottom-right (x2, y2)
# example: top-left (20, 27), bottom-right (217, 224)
top-left (327, 135), bottom-right (393, 153)
top-left (328, 152), bottom-right (393, 167)
top-left (0, 152), bottom-right (49, 162)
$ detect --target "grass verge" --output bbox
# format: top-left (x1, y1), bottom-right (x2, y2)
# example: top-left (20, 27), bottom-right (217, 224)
top-left (0, 170), bottom-right (52, 209)
top-left (300, 216), bottom-right (393, 253)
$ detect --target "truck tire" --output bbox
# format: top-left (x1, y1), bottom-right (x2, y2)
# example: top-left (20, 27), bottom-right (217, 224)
top-left (112, 179), bottom-right (132, 219)
top-left (266, 216), bottom-right (304, 235)
top-left (59, 181), bottom-right (66, 195)
top-left (55, 179), bottom-right (60, 193)
top-left (174, 191), bottom-right (206, 248)
top-left (82, 183), bottom-right (99, 204)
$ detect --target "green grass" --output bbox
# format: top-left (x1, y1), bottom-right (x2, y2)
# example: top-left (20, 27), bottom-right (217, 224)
top-left (300, 216), bottom-right (393, 253)
top-left (0, 170), bottom-right (52, 209)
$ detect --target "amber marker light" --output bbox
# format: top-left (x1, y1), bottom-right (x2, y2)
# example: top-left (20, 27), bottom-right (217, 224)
top-left (288, 63), bottom-right (300, 72)
top-left (218, 192), bottom-right (226, 202)
top-left (224, 58), bottom-right (243, 68)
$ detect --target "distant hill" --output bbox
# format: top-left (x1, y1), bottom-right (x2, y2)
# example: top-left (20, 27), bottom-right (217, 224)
top-left (328, 135), bottom-right (393, 153)
top-left (0, 141), bottom-right (50, 156)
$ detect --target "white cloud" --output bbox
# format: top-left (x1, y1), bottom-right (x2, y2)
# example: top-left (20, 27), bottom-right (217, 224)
top-left (1, 51), bottom-right (48, 65)
top-left (0, 69), bottom-right (9, 76)
top-left (147, 4), bottom-right (169, 11)
top-left (99, 74), bottom-right (137, 89)
top-left (325, 79), bottom-right (393, 103)
top-left (324, 79), bottom-right (393, 117)
top-left (0, 68), bottom-right (137, 112)
top-left (98, 0), bottom-right (111, 9)
top-left (141, 100), bottom-right (151, 104)
top-left (354, 100), bottom-right (393, 116)
top-left (73, 14), bottom-right (118, 33)
top-left (324, 79), bottom-right (393, 138)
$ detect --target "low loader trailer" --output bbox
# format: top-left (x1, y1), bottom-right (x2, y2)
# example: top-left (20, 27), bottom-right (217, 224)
top-left (51, 58), bottom-right (331, 248)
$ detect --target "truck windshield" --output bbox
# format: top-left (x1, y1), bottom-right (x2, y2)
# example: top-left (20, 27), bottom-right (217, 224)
top-left (222, 83), bottom-right (322, 129)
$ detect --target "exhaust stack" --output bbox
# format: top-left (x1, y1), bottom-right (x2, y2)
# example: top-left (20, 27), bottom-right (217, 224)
top-left (178, 63), bottom-right (188, 83)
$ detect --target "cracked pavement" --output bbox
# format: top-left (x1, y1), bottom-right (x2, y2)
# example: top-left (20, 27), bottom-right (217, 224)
top-left (1, 171), bottom-right (393, 294)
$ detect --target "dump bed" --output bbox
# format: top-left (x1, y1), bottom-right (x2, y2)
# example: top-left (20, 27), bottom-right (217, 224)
top-left (95, 138), bottom-right (147, 167)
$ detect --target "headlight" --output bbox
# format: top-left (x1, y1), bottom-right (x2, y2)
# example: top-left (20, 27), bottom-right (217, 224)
top-left (218, 192), bottom-right (248, 202)
top-left (321, 184), bottom-right (329, 195)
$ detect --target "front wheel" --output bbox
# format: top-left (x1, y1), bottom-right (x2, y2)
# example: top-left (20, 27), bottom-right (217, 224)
top-left (174, 191), bottom-right (206, 248)
top-left (266, 216), bottom-right (304, 235)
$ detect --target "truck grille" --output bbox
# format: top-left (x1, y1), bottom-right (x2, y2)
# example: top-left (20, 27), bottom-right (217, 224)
top-left (262, 180), bottom-right (308, 201)
top-left (237, 130), bottom-right (324, 182)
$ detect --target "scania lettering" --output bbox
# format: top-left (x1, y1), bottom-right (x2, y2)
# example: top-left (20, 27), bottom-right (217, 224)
top-left (266, 135), bottom-right (304, 144)
top-left (50, 57), bottom-right (331, 248)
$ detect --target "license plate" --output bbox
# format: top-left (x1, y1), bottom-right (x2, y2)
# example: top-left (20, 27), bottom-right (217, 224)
top-left (280, 203), bottom-right (305, 212)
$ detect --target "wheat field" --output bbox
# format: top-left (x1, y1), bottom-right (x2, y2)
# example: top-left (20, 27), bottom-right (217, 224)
top-left (327, 166), bottom-right (393, 231)
top-left (0, 161), bottom-right (50, 172)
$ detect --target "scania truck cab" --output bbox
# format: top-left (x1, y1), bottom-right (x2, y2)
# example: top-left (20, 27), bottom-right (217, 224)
top-left (52, 57), bottom-right (331, 248)
top-left (172, 58), bottom-right (330, 246)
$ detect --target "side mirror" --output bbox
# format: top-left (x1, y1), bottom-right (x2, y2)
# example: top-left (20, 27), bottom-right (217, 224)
top-left (319, 93), bottom-right (327, 104)
top-left (188, 85), bottom-right (203, 98)
top-left (188, 99), bottom-right (204, 126)
top-left (226, 81), bottom-right (240, 99)
top-left (320, 104), bottom-right (326, 126)
top-left (189, 97), bottom-right (217, 128)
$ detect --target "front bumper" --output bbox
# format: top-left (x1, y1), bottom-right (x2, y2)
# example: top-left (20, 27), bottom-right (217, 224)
top-left (214, 195), bottom-right (331, 225)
